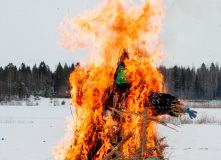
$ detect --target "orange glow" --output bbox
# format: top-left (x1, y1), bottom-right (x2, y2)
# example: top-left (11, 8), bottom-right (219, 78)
top-left (53, 0), bottom-right (164, 159)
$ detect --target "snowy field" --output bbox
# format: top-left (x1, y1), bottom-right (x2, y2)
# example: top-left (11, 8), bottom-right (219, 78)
top-left (0, 98), bottom-right (221, 160)
top-left (0, 98), bottom-right (71, 160)
top-left (159, 108), bottom-right (221, 160)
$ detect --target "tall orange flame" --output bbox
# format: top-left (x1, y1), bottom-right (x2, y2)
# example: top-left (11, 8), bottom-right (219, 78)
top-left (53, 0), bottom-right (165, 159)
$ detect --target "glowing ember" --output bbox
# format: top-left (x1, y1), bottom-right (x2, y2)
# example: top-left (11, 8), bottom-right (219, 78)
top-left (53, 0), bottom-right (165, 159)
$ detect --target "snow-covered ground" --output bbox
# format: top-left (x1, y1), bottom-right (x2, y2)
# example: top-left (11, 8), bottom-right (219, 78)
top-left (159, 124), bottom-right (221, 160)
top-left (0, 98), bottom-right (221, 160)
top-left (0, 98), bottom-right (72, 160)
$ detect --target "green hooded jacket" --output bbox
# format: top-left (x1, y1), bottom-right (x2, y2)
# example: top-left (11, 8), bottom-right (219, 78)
top-left (115, 65), bottom-right (128, 84)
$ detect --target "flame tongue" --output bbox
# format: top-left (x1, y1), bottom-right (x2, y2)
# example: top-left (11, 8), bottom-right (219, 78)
top-left (54, 0), bottom-right (164, 159)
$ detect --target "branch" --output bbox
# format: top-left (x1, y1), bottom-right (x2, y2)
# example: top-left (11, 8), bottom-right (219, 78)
top-left (103, 132), bottom-right (133, 160)
top-left (140, 108), bottom-right (148, 158)
top-left (108, 107), bottom-right (178, 131)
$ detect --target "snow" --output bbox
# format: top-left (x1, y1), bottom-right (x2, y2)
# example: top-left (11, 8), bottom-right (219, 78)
top-left (159, 125), bottom-right (221, 160)
top-left (159, 108), bottom-right (221, 160)
top-left (0, 98), bottom-right (221, 160)
top-left (192, 108), bottom-right (221, 120)
top-left (0, 98), bottom-right (71, 160)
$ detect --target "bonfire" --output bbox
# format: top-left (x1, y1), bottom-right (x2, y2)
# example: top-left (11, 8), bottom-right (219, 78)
top-left (53, 0), bottom-right (184, 159)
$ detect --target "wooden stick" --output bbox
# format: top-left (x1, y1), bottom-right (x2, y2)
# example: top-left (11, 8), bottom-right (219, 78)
top-left (108, 107), bottom-right (178, 131)
top-left (111, 145), bottom-right (125, 158)
top-left (132, 144), bottom-right (168, 159)
top-left (122, 109), bottom-right (143, 117)
top-left (159, 137), bottom-right (166, 143)
top-left (109, 107), bottom-right (174, 124)
top-left (144, 144), bottom-right (168, 154)
top-left (121, 93), bottom-right (126, 109)
top-left (113, 94), bottom-right (118, 109)
top-left (154, 136), bottom-right (163, 160)
top-left (103, 132), bottom-right (133, 160)
top-left (140, 108), bottom-right (148, 158)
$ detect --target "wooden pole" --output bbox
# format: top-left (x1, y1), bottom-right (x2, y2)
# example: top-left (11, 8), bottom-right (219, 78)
top-left (103, 132), bottom-right (133, 160)
top-left (111, 145), bottom-right (124, 158)
top-left (144, 144), bottom-right (168, 155)
top-left (140, 108), bottom-right (148, 159)
top-left (108, 107), bottom-right (178, 131)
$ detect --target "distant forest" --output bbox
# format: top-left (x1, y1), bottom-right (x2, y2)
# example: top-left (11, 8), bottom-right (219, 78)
top-left (160, 63), bottom-right (221, 100)
top-left (0, 62), bottom-right (77, 101)
top-left (0, 62), bottom-right (221, 101)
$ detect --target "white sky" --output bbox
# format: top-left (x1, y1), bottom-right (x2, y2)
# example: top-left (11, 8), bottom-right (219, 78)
top-left (161, 0), bottom-right (221, 68)
top-left (1, 0), bottom-right (221, 70)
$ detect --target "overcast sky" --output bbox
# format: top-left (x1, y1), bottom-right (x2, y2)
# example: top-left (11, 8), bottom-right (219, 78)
top-left (1, 0), bottom-right (221, 70)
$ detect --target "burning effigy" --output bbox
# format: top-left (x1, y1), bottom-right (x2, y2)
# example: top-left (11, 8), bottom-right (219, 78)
top-left (53, 0), bottom-right (196, 159)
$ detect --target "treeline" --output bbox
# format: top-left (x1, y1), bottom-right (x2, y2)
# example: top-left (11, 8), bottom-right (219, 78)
top-left (160, 62), bottom-right (221, 100)
top-left (1, 62), bottom-right (221, 101)
top-left (0, 62), bottom-right (78, 101)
